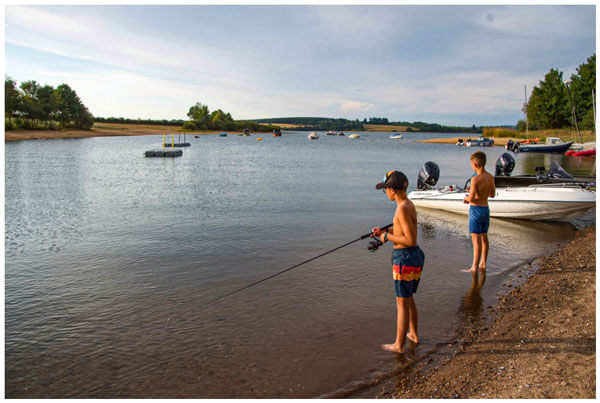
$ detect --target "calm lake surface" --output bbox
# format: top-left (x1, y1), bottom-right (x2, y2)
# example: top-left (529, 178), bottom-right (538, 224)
top-left (5, 131), bottom-right (595, 397)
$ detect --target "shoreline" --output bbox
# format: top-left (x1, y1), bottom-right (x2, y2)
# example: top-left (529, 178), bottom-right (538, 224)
top-left (374, 225), bottom-right (595, 398)
top-left (5, 128), bottom-right (516, 145)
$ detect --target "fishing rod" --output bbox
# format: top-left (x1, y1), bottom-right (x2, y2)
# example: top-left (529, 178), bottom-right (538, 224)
top-left (211, 223), bottom-right (393, 303)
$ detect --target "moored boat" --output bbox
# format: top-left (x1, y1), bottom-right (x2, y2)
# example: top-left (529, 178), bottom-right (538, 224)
top-left (308, 132), bottom-right (319, 140)
top-left (465, 137), bottom-right (494, 147)
top-left (389, 134), bottom-right (404, 139)
top-left (506, 137), bottom-right (573, 153)
top-left (348, 134), bottom-right (360, 139)
top-left (326, 130), bottom-right (337, 136)
top-left (406, 160), bottom-right (595, 221)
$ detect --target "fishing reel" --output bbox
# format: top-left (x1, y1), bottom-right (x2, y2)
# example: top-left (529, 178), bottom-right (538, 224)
top-left (367, 237), bottom-right (384, 252)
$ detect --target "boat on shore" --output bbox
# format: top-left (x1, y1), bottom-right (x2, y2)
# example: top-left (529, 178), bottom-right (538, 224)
top-left (506, 137), bottom-right (573, 153)
top-left (457, 137), bottom-right (494, 147)
top-left (407, 160), bottom-right (595, 221)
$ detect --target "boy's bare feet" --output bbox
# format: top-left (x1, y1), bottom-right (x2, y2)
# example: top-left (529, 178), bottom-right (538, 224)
top-left (406, 333), bottom-right (420, 345)
top-left (382, 343), bottom-right (404, 354)
top-left (461, 266), bottom-right (477, 272)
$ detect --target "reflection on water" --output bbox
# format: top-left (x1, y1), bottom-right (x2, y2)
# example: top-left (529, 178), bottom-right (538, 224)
top-left (460, 269), bottom-right (486, 320)
top-left (5, 133), bottom-right (595, 398)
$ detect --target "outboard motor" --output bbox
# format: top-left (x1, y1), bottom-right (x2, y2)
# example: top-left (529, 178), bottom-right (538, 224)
top-left (548, 162), bottom-right (573, 179)
top-left (505, 139), bottom-right (514, 151)
top-left (494, 153), bottom-right (515, 176)
top-left (417, 161), bottom-right (440, 190)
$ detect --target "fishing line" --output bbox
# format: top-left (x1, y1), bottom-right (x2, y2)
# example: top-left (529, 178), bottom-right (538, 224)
top-left (210, 223), bottom-right (393, 304)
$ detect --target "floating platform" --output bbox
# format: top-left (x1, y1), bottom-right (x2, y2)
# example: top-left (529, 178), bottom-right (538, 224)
top-left (144, 149), bottom-right (183, 157)
top-left (168, 142), bottom-right (190, 147)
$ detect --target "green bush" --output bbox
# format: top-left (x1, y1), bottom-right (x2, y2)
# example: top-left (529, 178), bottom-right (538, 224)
top-left (182, 121), bottom-right (197, 131)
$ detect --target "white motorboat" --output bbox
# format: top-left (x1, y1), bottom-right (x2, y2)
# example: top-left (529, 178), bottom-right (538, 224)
top-left (348, 134), bottom-right (360, 139)
top-left (407, 160), bottom-right (595, 221)
top-left (409, 185), bottom-right (595, 221)
top-left (389, 134), bottom-right (404, 139)
top-left (308, 132), bottom-right (319, 140)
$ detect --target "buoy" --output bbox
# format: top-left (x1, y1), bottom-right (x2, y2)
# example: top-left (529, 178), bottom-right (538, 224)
top-left (257, 137), bottom-right (263, 141)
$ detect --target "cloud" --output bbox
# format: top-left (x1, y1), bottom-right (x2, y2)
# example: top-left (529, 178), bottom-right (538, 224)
top-left (339, 101), bottom-right (375, 115)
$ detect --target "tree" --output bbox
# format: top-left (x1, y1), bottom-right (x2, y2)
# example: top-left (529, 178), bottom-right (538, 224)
top-left (569, 54), bottom-right (595, 130)
top-left (37, 85), bottom-right (60, 128)
top-left (187, 102), bottom-right (210, 123)
top-left (526, 69), bottom-right (570, 130)
top-left (5, 76), bottom-right (21, 124)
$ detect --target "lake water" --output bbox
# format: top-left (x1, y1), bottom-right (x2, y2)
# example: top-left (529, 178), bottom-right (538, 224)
top-left (5, 131), bottom-right (595, 397)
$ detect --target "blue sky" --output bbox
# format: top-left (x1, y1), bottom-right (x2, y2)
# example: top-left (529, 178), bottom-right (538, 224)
top-left (4, 4), bottom-right (596, 126)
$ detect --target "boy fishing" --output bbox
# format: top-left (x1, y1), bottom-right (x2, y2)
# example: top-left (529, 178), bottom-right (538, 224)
top-left (372, 171), bottom-right (425, 354)
top-left (463, 151), bottom-right (496, 273)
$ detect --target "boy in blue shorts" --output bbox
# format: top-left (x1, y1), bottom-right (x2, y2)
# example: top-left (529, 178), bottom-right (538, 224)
top-left (463, 151), bottom-right (496, 273)
top-left (372, 171), bottom-right (424, 354)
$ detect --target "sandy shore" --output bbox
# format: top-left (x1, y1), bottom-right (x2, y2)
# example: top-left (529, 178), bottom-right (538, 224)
top-left (4, 127), bottom-right (240, 142)
top-left (376, 225), bottom-right (595, 398)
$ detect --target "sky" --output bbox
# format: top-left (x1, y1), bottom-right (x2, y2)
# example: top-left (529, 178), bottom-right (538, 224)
top-left (4, 4), bottom-right (597, 126)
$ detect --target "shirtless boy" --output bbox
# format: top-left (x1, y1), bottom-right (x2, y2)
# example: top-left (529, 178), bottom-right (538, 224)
top-left (463, 151), bottom-right (496, 273)
top-left (373, 171), bottom-right (425, 354)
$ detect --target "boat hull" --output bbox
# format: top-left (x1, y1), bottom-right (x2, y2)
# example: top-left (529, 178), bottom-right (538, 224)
top-left (408, 186), bottom-right (595, 221)
top-left (516, 142), bottom-right (573, 153)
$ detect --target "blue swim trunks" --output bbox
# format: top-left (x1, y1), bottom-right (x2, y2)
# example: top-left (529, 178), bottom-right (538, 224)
top-left (392, 246), bottom-right (425, 298)
top-left (469, 205), bottom-right (490, 234)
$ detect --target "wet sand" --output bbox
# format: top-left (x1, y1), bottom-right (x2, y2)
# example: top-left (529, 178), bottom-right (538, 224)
top-left (376, 225), bottom-right (595, 398)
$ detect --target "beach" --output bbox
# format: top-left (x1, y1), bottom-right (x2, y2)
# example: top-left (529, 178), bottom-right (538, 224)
top-left (375, 225), bottom-right (595, 399)
top-left (4, 125), bottom-right (226, 142)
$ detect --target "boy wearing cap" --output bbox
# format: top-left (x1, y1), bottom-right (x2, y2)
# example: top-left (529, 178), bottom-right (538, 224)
top-left (463, 151), bottom-right (495, 273)
top-left (373, 171), bottom-right (425, 354)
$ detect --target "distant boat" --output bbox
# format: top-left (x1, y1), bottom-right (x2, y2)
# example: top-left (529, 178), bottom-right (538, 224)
top-left (240, 128), bottom-right (251, 136)
top-left (326, 130), bottom-right (337, 135)
top-left (338, 132), bottom-right (345, 136)
top-left (348, 134), bottom-right (360, 139)
top-left (389, 134), bottom-right (404, 139)
top-left (308, 132), bottom-right (319, 140)
top-left (257, 137), bottom-right (263, 141)
top-left (465, 137), bottom-right (494, 147)
top-left (219, 132), bottom-right (227, 137)
top-left (273, 129), bottom-right (282, 137)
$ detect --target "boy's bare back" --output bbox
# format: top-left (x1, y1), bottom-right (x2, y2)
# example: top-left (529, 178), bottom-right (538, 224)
top-left (469, 171), bottom-right (495, 206)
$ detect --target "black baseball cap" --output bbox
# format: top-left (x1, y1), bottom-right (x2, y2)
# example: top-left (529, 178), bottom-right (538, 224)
top-left (375, 170), bottom-right (409, 190)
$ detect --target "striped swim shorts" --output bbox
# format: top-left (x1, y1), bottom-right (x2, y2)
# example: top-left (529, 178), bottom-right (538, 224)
top-left (392, 246), bottom-right (425, 298)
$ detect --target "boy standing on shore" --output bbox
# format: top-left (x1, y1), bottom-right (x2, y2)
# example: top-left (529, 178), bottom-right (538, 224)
top-left (463, 151), bottom-right (496, 273)
top-left (373, 171), bottom-right (425, 354)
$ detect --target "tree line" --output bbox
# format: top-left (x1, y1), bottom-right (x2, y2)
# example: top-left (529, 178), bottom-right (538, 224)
top-left (252, 117), bottom-right (365, 131)
top-left (95, 116), bottom-right (185, 126)
top-left (183, 102), bottom-right (276, 132)
top-left (5, 77), bottom-right (94, 130)
top-left (522, 53), bottom-right (595, 132)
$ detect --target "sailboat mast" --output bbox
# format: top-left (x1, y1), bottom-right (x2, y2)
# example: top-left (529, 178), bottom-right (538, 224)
top-left (523, 85), bottom-right (529, 139)
top-left (564, 81), bottom-right (582, 143)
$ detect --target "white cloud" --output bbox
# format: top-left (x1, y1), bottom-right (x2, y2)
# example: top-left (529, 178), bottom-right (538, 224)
top-left (339, 101), bottom-right (375, 115)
